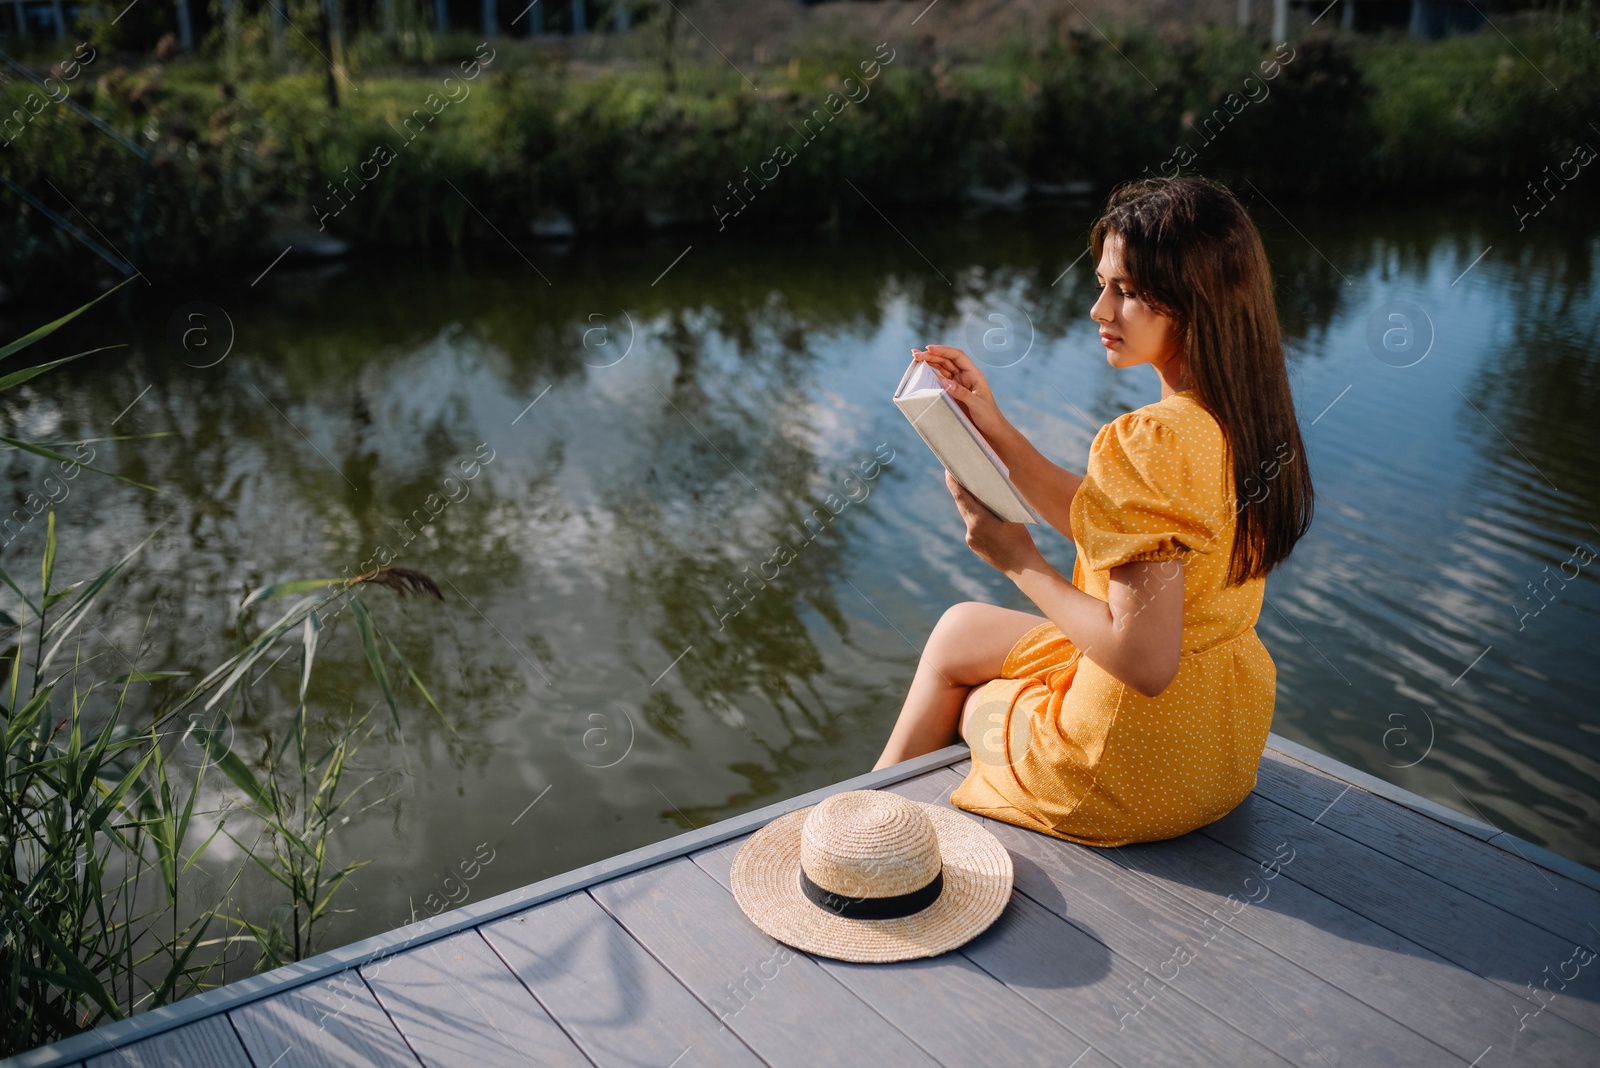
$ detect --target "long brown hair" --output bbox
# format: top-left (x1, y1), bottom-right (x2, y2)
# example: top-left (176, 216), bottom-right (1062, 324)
top-left (1089, 176), bottom-right (1313, 586)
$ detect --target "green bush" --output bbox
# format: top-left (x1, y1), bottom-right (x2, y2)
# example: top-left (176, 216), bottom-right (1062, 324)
top-left (3, 14), bottom-right (1599, 295)
top-left (1362, 12), bottom-right (1600, 188)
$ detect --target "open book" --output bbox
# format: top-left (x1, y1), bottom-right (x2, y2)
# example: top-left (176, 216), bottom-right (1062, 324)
top-left (892, 358), bottom-right (1041, 525)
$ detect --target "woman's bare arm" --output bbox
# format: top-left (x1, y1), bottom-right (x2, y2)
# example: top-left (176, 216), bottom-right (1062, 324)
top-left (984, 418), bottom-right (1085, 541)
top-left (943, 469), bottom-right (1184, 697)
top-left (1007, 556), bottom-right (1184, 698)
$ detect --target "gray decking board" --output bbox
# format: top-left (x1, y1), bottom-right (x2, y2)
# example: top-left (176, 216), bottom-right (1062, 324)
top-left (1070, 1051), bottom-right (1122, 1068)
top-left (479, 889), bottom-right (764, 1067)
top-left (1250, 748), bottom-right (1600, 950)
top-left (227, 972), bottom-right (421, 1068)
top-left (81, 1016), bottom-right (251, 1068)
top-left (880, 774), bottom-right (1293, 1068)
top-left (589, 856), bottom-right (938, 1067)
top-left (948, 882), bottom-right (1291, 1067)
top-left (903, 768), bottom-right (1462, 1067)
top-left (12, 737), bottom-right (1600, 1068)
top-left (1201, 790), bottom-right (1600, 1037)
top-left (789, 948), bottom-right (1086, 1068)
top-left (1109, 817), bottom-right (1600, 1067)
top-left (1264, 736), bottom-right (1600, 895)
top-left (359, 929), bottom-right (592, 1068)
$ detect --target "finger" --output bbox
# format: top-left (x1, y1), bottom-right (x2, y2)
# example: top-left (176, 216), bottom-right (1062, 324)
top-left (924, 346), bottom-right (985, 392)
top-left (925, 345), bottom-right (980, 376)
top-left (945, 472), bottom-right (979, 509)
top-left (945, 471), bottom-right (974, 508)
top-left (914, 349), bottom-right (957, 377)
top-left (952, 482), bottom-right (999, 524)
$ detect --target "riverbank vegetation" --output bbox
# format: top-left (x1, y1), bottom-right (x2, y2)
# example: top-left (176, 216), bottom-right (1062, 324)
top-left (0, 289), bottom-right (448, 1054)
top-left (3, 9), bottom-right (1598, 296)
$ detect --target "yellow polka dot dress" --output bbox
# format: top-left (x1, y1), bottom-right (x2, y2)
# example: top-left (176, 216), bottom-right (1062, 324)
top-left (949, 391), bottom-right (1276, 847)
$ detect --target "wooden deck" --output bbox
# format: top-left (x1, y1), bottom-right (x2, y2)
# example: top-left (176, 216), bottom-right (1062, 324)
top-left (8, 735), bottom-right (1600, 1068)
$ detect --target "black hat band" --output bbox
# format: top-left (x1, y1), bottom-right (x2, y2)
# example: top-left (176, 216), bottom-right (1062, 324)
top-left (798, 865), bottom-right (944, 919)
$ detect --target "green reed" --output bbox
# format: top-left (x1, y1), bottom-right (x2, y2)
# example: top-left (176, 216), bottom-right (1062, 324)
top-left (0, 286), bottom-right (447, 1055)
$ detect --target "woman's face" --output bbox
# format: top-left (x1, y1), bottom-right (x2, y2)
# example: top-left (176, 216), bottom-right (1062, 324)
top-left (1090, 234), bottom-right (1183, 374)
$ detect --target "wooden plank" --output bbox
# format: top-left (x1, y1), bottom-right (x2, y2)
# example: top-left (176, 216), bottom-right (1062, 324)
top-left (359, 929), bottom-right (590, 1068)
top-left (1263, 735), bottom-right (1500, 841)
top-left (1202, 791), bottom-right (1600, 1038)
top-left (589, 857), bottom-right (934, 1067)
top-left (1484, 830), bottom-right (1600, 897)
top-left (964, 888), bottom-right (1291, 1067)
top-left (229, 972), bottom-right (420, 1068)
top-left (480, 890), bottom-right (762, 1067)
top-left (83, 1016), bottom-right (250, 1068)
top-left (953, 745), bottom-right (1600, 937)
top-left (692, 835), bottom-right (1097, 1068)
top-left (905, 768), bottom-right (1462, 1066)
top-left (1263, 736), bottom-right (1600, 898)
top-left (1111, 817), bottom-right (1600, 1066)
top-left (878, 771), bottom-right (1291, 1067)
top-left (9, 745), bottom-right (971, 1068)
top-left (1252, 748), bottom-right (1600, 949)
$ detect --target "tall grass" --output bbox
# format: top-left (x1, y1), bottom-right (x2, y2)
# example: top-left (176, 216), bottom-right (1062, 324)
top-left (0, 288), bottom-right (447, 1055)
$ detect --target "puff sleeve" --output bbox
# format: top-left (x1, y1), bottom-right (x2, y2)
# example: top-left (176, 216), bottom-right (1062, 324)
top-left (1073, 412), bottom-right (1221, 573)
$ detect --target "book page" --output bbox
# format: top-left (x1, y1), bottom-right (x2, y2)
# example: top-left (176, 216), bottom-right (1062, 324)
top-left (895, 360), bottom-right (1009, 478)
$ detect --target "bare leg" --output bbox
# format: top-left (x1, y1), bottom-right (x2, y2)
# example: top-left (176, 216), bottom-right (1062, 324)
top-left (872, 602), bottom-right (1047, 770)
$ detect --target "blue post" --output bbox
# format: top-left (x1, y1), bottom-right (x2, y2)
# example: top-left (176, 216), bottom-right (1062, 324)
top-left (530, 2), bottom-right (542, 32)
top-left (614, 0), bottom-right (627, 31)
top-left (572, 0), bottom-right (584, 33)
top-left (484, 0), bottom-right (497, 37)
top-left (436, 0), bottom-right (447, 34)
top-left (272, 1), bottom-right (286, 61)
top-left (176, 0), bottom-right (194, 49)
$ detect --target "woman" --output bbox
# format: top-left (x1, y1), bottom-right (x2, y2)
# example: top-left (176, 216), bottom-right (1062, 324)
top-left (873, 177), bottom-right (1314, 847)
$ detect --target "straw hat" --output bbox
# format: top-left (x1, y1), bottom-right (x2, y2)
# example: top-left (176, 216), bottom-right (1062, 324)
top-left (730, 790), bottom-right (1013, 963)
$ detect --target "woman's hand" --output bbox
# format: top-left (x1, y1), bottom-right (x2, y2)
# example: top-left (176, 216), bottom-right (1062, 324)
top-left (946, 471), bottom-right (1044, 576)
top-left (915, 345), bottom-right (1008, 441)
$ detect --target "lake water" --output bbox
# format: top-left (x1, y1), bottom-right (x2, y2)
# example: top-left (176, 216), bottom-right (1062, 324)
top-left (9, 195), bottom-right (1599, 958)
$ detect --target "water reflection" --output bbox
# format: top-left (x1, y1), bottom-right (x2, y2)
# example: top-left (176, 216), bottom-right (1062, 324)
top-left (5, 198), bottom-right (1597, 959)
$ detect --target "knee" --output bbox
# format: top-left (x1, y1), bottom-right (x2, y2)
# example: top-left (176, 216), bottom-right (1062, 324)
top-left (925, 602), bottom-right (987, 675)
top-left (929, 601), bottom-right (983, 644)
top-left (958, 683), bottom-right (993, 744)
